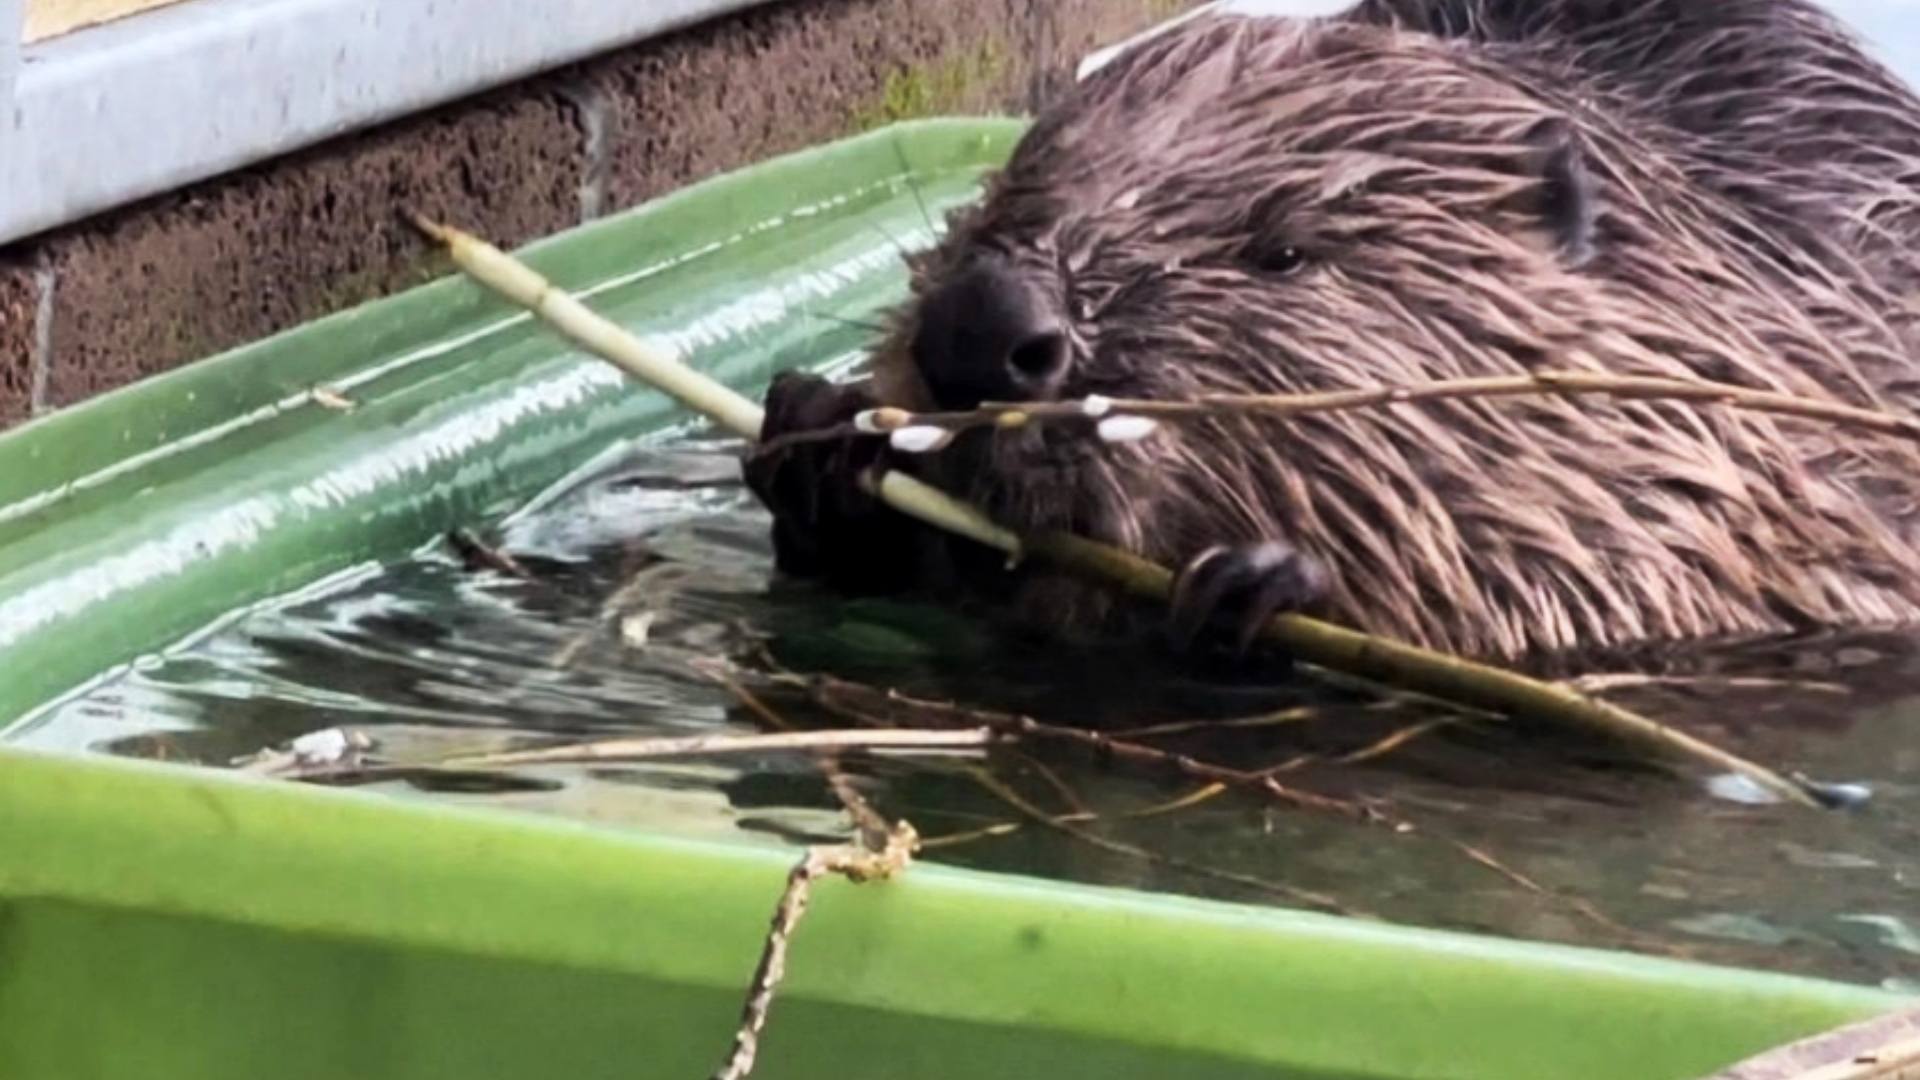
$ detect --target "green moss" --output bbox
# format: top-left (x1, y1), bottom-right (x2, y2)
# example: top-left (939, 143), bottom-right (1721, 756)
top-left (848, 41), bottom-right (1012, 132)
top-left (155, 311), bottom-right (215, 364)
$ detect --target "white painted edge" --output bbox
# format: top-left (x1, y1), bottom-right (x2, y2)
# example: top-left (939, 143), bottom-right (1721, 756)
top-left (0, 0), bottom-right (20, 170)
top-left (10, 0), bottom-right (1914, 248)
top-left (0, 0), bottom-right (776, 245)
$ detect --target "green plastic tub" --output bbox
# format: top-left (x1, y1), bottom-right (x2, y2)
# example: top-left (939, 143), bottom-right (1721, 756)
top-left (0, 119), bottom-right (1907, 1080)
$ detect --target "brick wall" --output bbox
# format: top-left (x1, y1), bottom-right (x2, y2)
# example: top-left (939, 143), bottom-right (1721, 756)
top-left (0, 0), bottom-right (1189, 430)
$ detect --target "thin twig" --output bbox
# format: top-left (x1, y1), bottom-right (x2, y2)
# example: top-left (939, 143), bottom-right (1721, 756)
top-left (1107, 704), bottom-right (1323, 739)
top-left (711, 822), bottom-right (918, 1080)
top-left (276, 727), bottom-right (994, 784)
top-left (1333, 717), bottom-right (1458, 766)
top-left (712, 854), bottom-right (818, 1080)
top-left (788, 672), bottom-right (1661, 941)
top-left (1228, 718), bottom-right (1459, 779)
top-left (536, 550), bottom-right (672, 672)
top-left (1447, 840), bottom-right (1645, 942)
top-left (1017, 750), bottom-right (1096, 817)
top-left (443, 727), bottom-right (995, 769)
top-left (1128, 782), bottom-right (1233, 817)
top-left (703, 664), bottom-right (897, 845)
top-left (795, 673), bottom-right (1393, 825)
top-left (1014, 712), bottom-right (1393, 822)
top-left (408, 212), bottom-right (1825, 809)
top-left (1566, 672), bottom-right (1852, 697)
top-left (916, 778), bottom-right (1264, 852)
top-left (818, 370), bottom-right (1920, 448)
top-left (446, 528), bottom-right (535, 579)
top-left (963, 766), bottom-right (1360, 917)
top-left (917, 821), bottom-right (1025, 850)
top-left (695, 673), bottom-right (926, 1080)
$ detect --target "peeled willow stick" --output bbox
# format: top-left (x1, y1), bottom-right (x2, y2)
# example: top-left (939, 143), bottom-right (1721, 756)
top-left (269, 728), bottom-right (993, 785)
top-left (406, 213), bottom-right (1821, 809)
top-left (1027, 532), bottom-right (1832, 805)
top-left (440, 727), bottom-right (994, 769)
top-left (404, 211), bottom-right (1015, 556)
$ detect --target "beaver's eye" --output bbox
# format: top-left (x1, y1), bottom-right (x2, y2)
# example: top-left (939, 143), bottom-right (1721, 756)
top-left (1251, 245), bottom-right (1307, 277)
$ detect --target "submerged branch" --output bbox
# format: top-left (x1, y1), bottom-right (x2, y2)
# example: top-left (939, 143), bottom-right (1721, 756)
top-left (807, 670), bottom-right (1657, 944)
top-left (407, 213), bottom-right (1825, 809)
top-left (796, 673), bottom-right (1393, 825)
top-left (702, 662), bottom-right (899, 846)
top-left (962, 765), bottom-right (1359, 916)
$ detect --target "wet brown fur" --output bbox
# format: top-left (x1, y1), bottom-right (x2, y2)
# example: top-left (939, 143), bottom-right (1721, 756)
top-left (864, 0), bottom-right (1920, 663)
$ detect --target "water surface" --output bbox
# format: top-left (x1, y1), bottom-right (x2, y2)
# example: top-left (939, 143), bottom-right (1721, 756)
top-left (21, 425), bottom-right (1920, 992)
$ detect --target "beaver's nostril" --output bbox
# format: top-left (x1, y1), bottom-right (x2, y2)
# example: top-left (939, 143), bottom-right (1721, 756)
top-left (1006, 330), bottom-right (1068, 388)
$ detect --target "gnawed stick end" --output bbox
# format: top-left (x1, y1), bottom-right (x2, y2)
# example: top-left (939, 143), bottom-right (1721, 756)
top-left (400, 208), bottom-right (456, 245)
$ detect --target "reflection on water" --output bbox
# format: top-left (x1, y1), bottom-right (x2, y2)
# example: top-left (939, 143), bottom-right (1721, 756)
top-left (24, 427), bottom-right (1920, 991)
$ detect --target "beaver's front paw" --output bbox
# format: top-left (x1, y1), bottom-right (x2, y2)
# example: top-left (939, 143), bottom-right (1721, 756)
top-left (743, 372), bottom-right (914, 589)
top-left (1166, 541), bottom-right (1329, 657)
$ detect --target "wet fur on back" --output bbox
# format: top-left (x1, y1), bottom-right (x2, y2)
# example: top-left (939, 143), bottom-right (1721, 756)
top-left (863, 0), bottom-right (1920, 663)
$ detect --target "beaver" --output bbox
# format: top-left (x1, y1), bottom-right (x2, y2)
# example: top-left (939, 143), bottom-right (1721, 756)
top-left (744, 0), bottom-right (1920, 666)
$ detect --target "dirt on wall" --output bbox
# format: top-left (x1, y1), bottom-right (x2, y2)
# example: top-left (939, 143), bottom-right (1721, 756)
top-left (0, 255), bottom-right (38, 426)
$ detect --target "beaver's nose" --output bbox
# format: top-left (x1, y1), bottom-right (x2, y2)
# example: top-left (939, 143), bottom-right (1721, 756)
top-left (912, 257), bottom-right (1071, 409)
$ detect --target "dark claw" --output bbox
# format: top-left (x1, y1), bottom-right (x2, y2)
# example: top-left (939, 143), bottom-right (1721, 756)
top-left (1167, 541), bottom-right (1328, 657)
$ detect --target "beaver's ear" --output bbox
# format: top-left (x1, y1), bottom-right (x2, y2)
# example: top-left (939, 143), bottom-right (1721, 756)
top-left (1525, 117), bottom-right (1599, 269)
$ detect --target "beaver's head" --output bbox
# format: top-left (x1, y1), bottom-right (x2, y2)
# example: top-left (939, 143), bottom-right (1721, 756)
top-left (868, 13), bottom-right (1920, 655)
top-left (877, 19), bottom-right (1604, 520)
